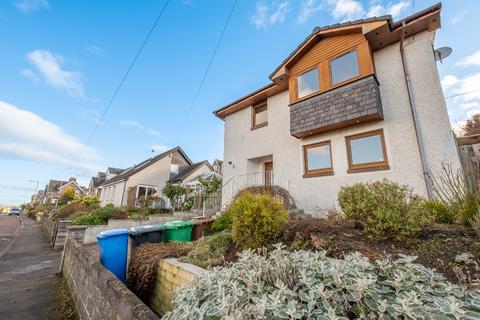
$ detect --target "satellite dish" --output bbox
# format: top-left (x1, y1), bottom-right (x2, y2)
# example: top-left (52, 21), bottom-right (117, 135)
top-left (434, 47), bottom-right (452, 63)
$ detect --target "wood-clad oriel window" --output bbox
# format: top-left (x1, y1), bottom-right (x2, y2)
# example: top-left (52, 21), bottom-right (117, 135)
top-left (303, 141), bottom-right (333, 177)
top-left (252, 103), bottom-right (268, 130)
top-left (346, 129), bottom-right (389, 173)
top-left (288, 34), bottom-right (375, 104)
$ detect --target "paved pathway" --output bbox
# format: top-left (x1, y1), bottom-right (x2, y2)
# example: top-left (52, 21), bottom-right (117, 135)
top-left (0, 216), bottom-right (61, 319)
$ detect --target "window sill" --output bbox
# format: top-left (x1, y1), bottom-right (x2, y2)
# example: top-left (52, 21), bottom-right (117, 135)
top-left (303, 170), bottom-right (334, 178)
top-left (347, 165), bottom-right (389, 174)
top-left (251, 122), bottom-right (268, 130)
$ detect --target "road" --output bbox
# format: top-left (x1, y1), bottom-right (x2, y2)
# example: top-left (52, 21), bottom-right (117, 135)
top-left (0, 215), bottom-right (61, 319)
top-left (0, 215), bottom-right (21, 256)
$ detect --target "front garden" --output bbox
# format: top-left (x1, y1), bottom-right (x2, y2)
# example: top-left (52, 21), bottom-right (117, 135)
top-left (126, 165), bottom-right (480, 319)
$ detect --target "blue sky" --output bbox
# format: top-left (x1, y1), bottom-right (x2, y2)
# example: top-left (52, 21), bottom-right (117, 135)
top-left (0, 0), bottom-right (479, 205)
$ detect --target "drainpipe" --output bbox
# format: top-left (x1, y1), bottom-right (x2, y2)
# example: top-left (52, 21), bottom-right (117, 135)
top-left (399, 22), bottom-right (433, 199)
top-left (120, 181), bottom-right (127, 206)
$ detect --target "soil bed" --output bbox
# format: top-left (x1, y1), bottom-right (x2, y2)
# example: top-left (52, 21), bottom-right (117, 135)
top-left (284, 218), bottom-right (480, 285)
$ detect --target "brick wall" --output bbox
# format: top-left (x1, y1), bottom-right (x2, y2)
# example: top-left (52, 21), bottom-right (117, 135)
top-left (290, 75), bottom-right (383, 138)
top-left (62, 237), bottom-right (159, 320)
top-left (149, 258), bottom-right (205, 315)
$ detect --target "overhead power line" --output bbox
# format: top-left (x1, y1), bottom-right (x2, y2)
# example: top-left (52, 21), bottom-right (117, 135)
top-left (174, 0), bottom-right (238, 143)
top-left (79, 0), bottom-right (171, 156)
top-left (445, 88), bottom-right (480, 99)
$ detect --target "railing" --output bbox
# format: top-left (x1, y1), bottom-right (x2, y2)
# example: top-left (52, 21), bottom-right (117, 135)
top-left (221, 171), bottom-right (290, 208)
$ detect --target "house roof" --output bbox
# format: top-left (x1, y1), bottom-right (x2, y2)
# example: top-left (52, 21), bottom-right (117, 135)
top-left (107, 167), bottom-right (124, 175)
top-left (100, 146), bottom-right (192, 187)
top-left (268, 15), bottom-right (392, 81)
top-left (213, 3), bottom-right (441, 120)
top-left (58, 179), bottom-right (87, 194)
top-left (169, 160), bottom-right (213, 183)
top-left (91, 176), bottom-right (106, 187)
top-left (46, 180), bottom-right (68, 193)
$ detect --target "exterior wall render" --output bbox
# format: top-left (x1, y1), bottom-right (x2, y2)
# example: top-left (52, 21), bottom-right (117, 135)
top-left (222, 31), bottom-right (460, 214)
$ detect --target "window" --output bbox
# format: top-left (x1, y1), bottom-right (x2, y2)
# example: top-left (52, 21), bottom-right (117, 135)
top-left (252, 104), bottom-right (268, 129)
top-left (170, 164), bottom-right (179, 175)
top-left (297, 68), bottom-right (319, 99)
top-left (112, 185), bottom-right (116, 200)
top-left (303, 141), bottom-right (333, 177)
top-left (330, 50), bottom-right (359, 85)
top-left (346, 129), bottom-right (389, 173)
top-left (137, 186), bottom-right (157, 199)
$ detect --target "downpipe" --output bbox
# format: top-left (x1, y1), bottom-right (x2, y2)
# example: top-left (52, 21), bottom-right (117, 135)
top-left (399, 22), bottom-right (433, 199)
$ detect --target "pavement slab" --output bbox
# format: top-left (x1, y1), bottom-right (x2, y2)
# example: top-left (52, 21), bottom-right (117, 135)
top-left (0, 216), bottom-right (61, 319)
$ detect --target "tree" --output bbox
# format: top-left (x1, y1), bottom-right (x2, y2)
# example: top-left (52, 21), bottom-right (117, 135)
top-left (162, 183), bottom-right (189, 211)
top-left (59, 187), bottom-right (76, 205)
top-left (198, 176), bottom-right (222, 196)
top-left (461, 113), bottom-right (480, 136)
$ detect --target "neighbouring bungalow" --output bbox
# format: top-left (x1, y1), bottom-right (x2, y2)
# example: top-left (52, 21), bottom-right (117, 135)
top-left (58, 177), bottom-right (87, 199)
top-left (214, 3), bottom-right (461, 214)
top-left (98, 146), bottom-right (214, 209)
top-left (169, 160), bottom-right (219, 193)
top-left (41, 179), bottom-right (68, 204)
top-left (88, 171), bottom-right (107, 196)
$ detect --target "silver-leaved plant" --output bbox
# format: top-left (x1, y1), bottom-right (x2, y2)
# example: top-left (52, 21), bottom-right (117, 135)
top-left (163, 244), bottom-right (480, 320)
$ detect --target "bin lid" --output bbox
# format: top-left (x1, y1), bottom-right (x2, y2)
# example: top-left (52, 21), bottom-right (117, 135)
top-left (165, 220), bottom-right (193, 228)
top-left (130, 224), bottom-right (164, 235)
top-left (97, 228), bottom-right (130, 239)
top-left (163, 221), bottom-right (180, 229)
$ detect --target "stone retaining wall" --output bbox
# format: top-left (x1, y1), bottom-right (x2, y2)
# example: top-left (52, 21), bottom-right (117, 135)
top-left (42, 217), bottom-right (57, 243)
top-left (149, 258), bottom-right (205, 315)
top-left (62, 237), bottom-right (159, 320)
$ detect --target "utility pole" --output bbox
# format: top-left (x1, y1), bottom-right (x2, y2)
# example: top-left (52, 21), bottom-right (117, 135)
top-left (28, 180), bottom-right (40, 203)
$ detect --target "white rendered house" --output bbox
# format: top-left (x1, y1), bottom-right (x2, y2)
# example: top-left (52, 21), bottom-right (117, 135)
top-left (214, 3), bottom-right (461, 214)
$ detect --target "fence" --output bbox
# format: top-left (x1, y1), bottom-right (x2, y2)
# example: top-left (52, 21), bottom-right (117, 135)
top-left (192, 191), bottom-right (221, 217)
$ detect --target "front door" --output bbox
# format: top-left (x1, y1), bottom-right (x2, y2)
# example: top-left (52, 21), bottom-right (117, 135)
top-left (264, 161), bottom-right (273, 187)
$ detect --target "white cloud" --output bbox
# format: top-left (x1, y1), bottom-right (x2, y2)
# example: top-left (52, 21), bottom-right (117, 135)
top-left (456, 50), bottom-right (480, 68)
top-left (367, 1), bottom-right (410, 19)
top-left (150, 144), bottom-right (169, 153)
top-left (26, 50), bottom-right (86, 98)
top-left (297, 0), bottom-right (323, 24)
top-left (85, 45), bottom-right (105, 56)
top-left (14, 0), bottom-right (49, 13)
top-left (118, 120), bottom-right (161, 137)
top-left (250, 1), bottom-right (290, 29)
top-left (21, 68), bottom-right (40, 82)
top-left (328, 0), bottom-right (363, 21)
top-left (0, 101), bottom-right (101, 174)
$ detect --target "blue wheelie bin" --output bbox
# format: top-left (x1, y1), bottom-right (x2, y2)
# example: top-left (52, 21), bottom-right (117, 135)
top-left (96, 229), bottom-right (130, 282)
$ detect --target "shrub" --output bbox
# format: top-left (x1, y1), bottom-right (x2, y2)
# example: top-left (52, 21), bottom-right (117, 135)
top-left (211, 210), bottom-right (232, 233)
top-left (236, 185), bottom-right (296, 210)
top-left (79, 195), bottom-right (100, 206)
top-left (163, 246), bottom-right (480, 320)
top-left (181, 233), bottom-right (234, 268)
top-left (338, 180), bottom-right (430, 239)
top-left (57, 201), bottom-right (99, 220)
top-left (72, 204), bottom-right (120, 225)
top-left (128, 242), bottom-right (192, 301)
top-left (230, 192), bottom-right (288, 250)
top-left (430, 163), bottom-right (480, 225)
top-left (424, 199), bottom-right (456, 224)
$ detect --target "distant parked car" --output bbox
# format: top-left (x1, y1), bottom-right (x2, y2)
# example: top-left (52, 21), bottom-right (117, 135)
top-left (8, 208), bottom-right (21, 216)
